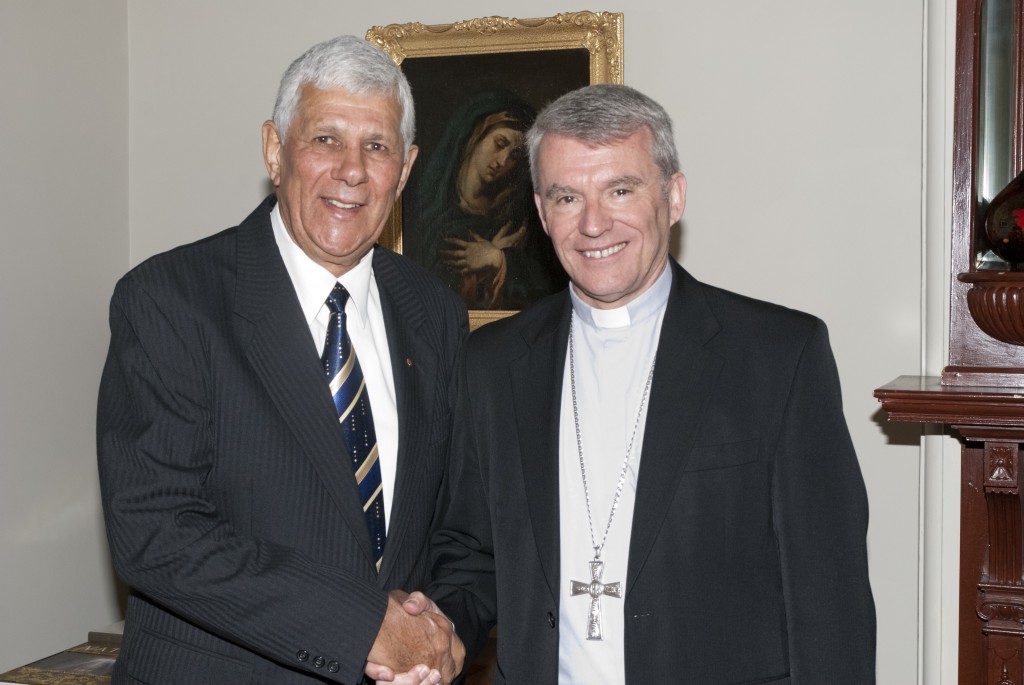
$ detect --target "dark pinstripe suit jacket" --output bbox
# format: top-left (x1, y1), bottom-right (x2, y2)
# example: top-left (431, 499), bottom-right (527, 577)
top-left (430, 260), bottom-right (875, 684)
top-left (97, 196), bottom-right (467, 684)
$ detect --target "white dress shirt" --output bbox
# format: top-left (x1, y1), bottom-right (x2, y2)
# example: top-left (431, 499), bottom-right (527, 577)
top-left (271, 204), bottom-right (398, 531)
top-left (557, 264), bottom-right (671, 684)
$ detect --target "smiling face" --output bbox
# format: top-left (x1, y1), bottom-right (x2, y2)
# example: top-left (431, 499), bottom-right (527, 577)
top-left (533, 128), bottom-right (686, 310)
top-left (262, 84), bottom-right (418, 276)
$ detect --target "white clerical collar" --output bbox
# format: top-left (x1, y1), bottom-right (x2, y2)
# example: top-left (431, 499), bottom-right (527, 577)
top-left (270, 202), bottom-right (375, 329)
top-left (569, 262), bottom-right (673, 329)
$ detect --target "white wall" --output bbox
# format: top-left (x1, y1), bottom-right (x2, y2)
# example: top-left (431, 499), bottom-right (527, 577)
top-left (2, 1), bottom-right (943, 682)
top-left (922, 1), bottom-right (963, 681)
top-left (0, 0), bottom-right (128, 673)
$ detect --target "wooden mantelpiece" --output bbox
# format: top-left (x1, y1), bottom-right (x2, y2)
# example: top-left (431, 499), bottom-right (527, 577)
top-left (884, 0), bottom-right (1024, 679)
top-left (876, 376), bottom-right (1024, 426)
top-left (875, 375), bottom-right (1024, 683)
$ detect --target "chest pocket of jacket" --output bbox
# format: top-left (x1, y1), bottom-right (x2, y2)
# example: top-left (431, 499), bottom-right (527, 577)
top-left (682, 437), bottom-right (760, 472)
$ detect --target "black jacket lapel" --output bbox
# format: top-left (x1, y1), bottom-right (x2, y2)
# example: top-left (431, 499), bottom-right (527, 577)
top-left (626, 262), bottom-right (725, 590)
top-left (233, 199), bottom-right (377, 568)
top-left (370, 249), bottom-right (438, 585)
top-left (512, 295), bottom-right (572, 602)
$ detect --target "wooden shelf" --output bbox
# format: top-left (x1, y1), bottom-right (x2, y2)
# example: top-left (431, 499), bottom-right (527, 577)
top-left (876, 374), bottom-right (1024, 683)
top-left (875, 375), bottom-right (1024, 428)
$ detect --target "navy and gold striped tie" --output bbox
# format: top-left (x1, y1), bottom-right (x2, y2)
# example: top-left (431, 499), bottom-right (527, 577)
top-left (321, 283), bottom-right (386, 569)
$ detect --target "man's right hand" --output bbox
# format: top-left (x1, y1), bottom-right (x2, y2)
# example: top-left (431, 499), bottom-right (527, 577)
top-left (366, 591), bottom-right (464, 684)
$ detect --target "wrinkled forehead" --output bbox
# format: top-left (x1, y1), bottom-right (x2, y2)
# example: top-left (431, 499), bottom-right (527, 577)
top-left (296, 83), bottom-right (403, 128)
top-left (540, 129), bottom-right (656, 166)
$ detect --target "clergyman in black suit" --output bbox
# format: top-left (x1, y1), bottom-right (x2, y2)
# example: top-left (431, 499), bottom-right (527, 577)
top-left (97, 35), bottom-right (465, 685)
top-left (416, 84), bottom-right (876, 683)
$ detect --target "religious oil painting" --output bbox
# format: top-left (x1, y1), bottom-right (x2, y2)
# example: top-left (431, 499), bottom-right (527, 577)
top-left (367, 11), bottom-right (623, 329)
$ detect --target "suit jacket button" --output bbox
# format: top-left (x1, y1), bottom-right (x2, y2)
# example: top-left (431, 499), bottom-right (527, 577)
top-left (548, 611), bottom-right (556, 628)
top-left (296, 650), bottom-right (309, 662)
top-left (313, 655), bottom-right (325, 668)
top-left (328, 660), bottom-right (340, 673)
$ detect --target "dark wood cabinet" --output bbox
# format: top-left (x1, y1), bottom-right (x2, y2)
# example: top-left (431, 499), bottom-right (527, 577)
top-left (875, 378), bottom-right (1024, 682)
top-left (876, 1), bottom-right (1024, 682)
top-left (945, 0), bottom-right (1024, 386)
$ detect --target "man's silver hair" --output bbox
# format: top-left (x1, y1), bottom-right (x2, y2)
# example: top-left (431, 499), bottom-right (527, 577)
top-left (526, 84), bottom-right (680, 190)
top-left (272, 35), bottom-right (415, 159)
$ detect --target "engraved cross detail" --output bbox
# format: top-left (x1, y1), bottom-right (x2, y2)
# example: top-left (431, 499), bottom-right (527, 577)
top-left (570, 559), bottom-right (622, 640)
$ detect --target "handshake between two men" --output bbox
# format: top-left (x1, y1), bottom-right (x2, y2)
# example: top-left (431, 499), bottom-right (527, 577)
top-left (366, 591), bottom-right (465, 685)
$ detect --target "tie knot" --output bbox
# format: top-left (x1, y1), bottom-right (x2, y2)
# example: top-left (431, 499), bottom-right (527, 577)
top-left (325, 283), bottom-right (350, 315)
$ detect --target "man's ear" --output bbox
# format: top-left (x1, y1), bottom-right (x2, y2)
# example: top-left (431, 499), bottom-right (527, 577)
top-left (262, 120), bottom-right (283, 187)
top-left (668, 172), bottom-right (687, 225)
top-left (395, 144), bottom-right (419, 196)
top-left (534, 193), bottom-right (551, 236)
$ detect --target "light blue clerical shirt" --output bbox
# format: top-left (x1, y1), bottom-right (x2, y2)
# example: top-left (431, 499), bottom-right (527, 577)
top-left (557, 263), bottom-right (672, 684)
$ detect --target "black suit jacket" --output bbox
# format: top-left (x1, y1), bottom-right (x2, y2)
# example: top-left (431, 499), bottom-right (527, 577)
top-left (430, 260), bottom-right (875, 684)
top-left (97, 196), bottom-right (467, 684)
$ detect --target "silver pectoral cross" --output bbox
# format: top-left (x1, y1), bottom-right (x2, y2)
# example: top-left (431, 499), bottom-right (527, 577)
top-left (570, 559), bottom-right (622, 640)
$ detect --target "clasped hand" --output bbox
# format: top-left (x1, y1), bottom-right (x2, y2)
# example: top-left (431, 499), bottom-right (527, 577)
top-left (442, 221), bottom-right (527, 275)
top-left (365, 590), bottom-right (465, 685)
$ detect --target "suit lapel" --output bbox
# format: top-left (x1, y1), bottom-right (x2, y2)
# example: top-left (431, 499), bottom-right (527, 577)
top-left (626, 263), bottom-right (725, 590)
top-left (511, 296), bottom-right (572, 602)
top-left (233, 199), bottom-right (377, 568)
top-left (370, 249), bottom-right (437, 586)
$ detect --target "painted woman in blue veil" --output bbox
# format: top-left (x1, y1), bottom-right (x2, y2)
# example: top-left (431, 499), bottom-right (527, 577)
top-left (409, 90), bottom-right (566, 310)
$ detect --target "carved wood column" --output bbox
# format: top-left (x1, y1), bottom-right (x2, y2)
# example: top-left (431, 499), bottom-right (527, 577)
top-left (875, 377), bottom-right (1024, 684)
top-left (972, 431), bottom-right (1024, 684)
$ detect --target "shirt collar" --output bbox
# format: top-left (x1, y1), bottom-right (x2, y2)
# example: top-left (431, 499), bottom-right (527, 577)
top-left (270, 203), bottom-right (375, 328)
top-left (570, 261), bottom-right (672, 329)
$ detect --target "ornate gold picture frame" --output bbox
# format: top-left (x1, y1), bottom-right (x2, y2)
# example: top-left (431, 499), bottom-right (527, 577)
top-left (366, 12), bottom-right (624, 329)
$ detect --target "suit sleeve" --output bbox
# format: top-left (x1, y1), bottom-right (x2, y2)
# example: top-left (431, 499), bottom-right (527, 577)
top-left (772, 319), bottom-right (876, 682)
top-left (427, 351), bottom-right (498, 662)
top-left (97, 276), bottom-right (386, 684)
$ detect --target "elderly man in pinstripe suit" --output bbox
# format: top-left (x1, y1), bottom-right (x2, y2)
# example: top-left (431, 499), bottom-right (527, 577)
top-left (98, 35), bottom-right (465, 685)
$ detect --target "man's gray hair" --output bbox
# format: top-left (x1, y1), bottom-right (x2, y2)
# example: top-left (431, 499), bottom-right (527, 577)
top-left (526, 84), bottom-right (680, 188)
top-left (272, 35), bottom-right (415, 159)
